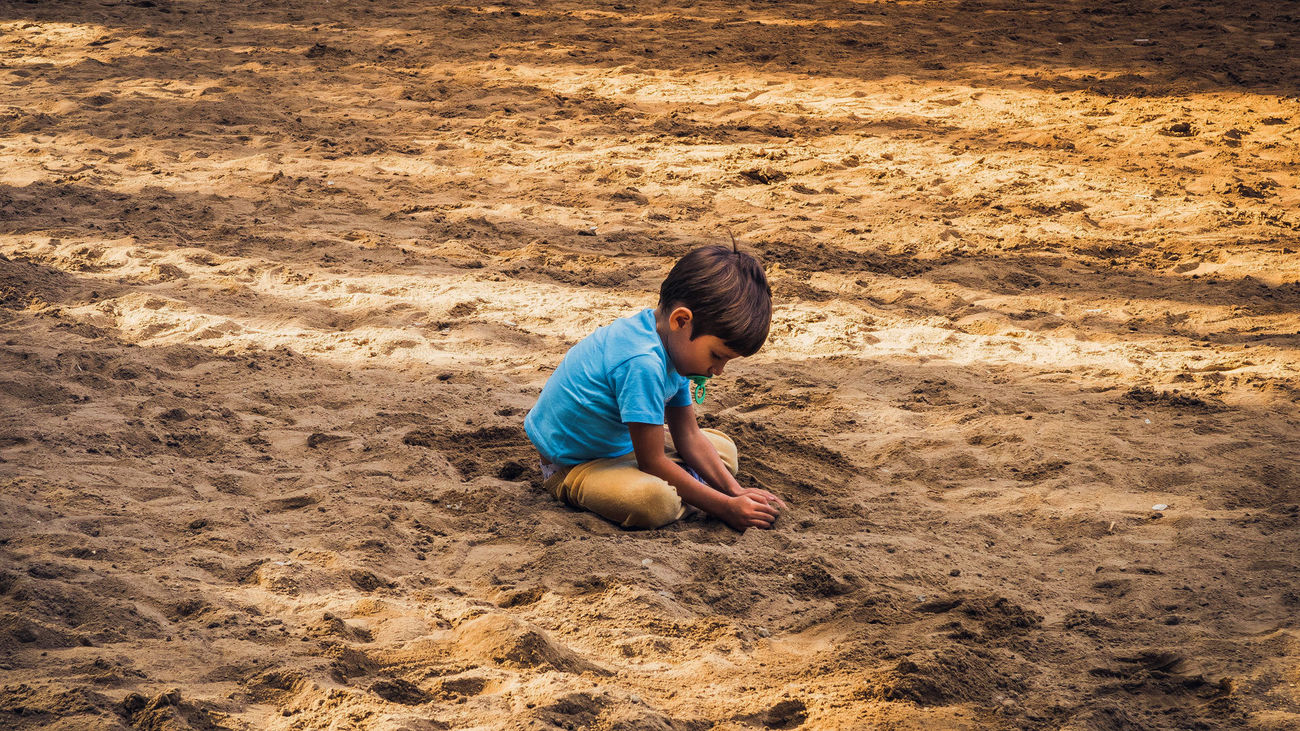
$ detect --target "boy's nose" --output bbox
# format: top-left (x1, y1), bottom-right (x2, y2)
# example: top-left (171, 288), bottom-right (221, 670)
top-left (711, 362), bottom-right (725, 376)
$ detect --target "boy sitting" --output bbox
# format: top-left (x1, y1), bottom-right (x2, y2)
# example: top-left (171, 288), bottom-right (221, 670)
top-left (525, 244), bottom-right (785, 530)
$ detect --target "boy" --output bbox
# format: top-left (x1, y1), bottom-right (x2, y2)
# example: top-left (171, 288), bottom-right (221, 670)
top-left (525, 244), bottom-right (785, 531)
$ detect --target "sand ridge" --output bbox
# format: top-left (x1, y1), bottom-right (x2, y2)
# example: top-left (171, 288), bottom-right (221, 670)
top-left (2, 0), bottom-right (1299, 729)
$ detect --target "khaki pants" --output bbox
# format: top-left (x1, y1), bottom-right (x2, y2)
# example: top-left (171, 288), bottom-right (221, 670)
top-left (542, 428), bottom-right (739, 529)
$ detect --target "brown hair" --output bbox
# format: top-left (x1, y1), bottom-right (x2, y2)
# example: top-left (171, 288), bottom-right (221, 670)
top-left (658, 244), bottom-right (772, 356)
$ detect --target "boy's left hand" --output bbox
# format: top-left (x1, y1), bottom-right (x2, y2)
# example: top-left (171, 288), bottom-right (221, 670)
top-left (734, 487), bottom-right (786, 510)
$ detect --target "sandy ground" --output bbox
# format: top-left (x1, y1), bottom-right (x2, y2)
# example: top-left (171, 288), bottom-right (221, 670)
top-left (2, 0), bottom-right (1299, 728)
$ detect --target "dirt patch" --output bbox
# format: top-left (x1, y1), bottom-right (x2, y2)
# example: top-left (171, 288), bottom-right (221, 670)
top-left (1, 0), bottom-right (1297, 729)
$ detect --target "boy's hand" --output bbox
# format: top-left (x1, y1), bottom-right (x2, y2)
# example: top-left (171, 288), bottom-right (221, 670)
top-left (733, 487), bottom-right (786, 510)
top-left (723, 493), bottom-right (782, 531)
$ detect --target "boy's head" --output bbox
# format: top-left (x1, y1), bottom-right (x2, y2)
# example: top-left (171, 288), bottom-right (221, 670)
top-left (658, 244), bottom-right (772, 358)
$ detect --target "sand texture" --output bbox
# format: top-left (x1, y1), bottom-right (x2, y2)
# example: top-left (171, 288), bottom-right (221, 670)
top-left (2, 0), bottom-right (1299, 728)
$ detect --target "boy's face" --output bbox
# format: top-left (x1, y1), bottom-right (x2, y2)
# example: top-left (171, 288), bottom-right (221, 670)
top-left (662, 307), bottom-right (743, 378)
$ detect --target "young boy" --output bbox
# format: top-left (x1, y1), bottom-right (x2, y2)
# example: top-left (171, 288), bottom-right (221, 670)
top-left (525, 244), bottom-right (785, 531)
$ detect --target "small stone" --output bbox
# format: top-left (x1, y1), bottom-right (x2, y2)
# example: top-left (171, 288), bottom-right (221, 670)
top-left (629, 694), bottom-right (641, 704)
top-left (641, 558), bottom-right (652, 567)
top-left (949, 569), bottom-right (961, 577)
top-left (756, 627), bottom-right (770, 637)
top-left (1152, 503), bottom-right (1168, 511)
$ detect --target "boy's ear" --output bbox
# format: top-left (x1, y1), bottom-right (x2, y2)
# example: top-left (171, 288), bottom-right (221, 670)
top-left (668, 306), bottom-right (693, 332)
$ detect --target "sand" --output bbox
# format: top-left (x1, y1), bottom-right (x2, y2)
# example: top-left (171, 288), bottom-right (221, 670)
top-left (1, 0), bottom-right (1298, 728)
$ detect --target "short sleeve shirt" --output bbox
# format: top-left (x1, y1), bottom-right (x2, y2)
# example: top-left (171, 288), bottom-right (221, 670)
top-left (525, 308), bottom-right (692, 465)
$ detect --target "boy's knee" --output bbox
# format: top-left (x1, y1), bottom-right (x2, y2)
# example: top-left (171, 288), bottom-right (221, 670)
top-left (620, 479), bottom-right (683, 529)
top-left (701, 428), bottom-right (739, 474)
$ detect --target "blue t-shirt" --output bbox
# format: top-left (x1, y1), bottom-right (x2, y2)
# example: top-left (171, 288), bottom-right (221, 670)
top-left (525, 308), bottom-right (692, 465)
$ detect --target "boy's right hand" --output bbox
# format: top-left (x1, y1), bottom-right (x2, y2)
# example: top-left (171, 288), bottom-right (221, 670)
top-left (723, 494), bottom-right (781, 530)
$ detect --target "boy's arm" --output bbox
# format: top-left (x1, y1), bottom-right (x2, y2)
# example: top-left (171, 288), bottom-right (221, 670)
top-left (665, 405), bottom-right (744, 496)
top-left (628, 422), bottom-right (779, 530)
top-left (665, 406), bottom-right (786, 508)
